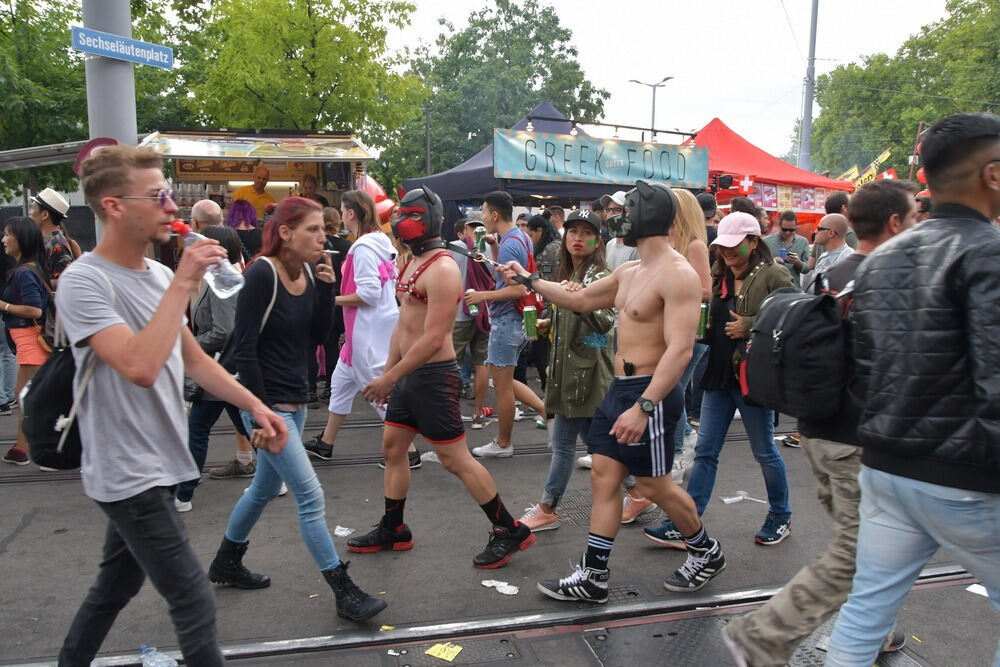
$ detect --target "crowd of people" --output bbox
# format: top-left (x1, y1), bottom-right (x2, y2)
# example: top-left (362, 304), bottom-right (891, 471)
top-left (5, 111), bottom-right (997, 667)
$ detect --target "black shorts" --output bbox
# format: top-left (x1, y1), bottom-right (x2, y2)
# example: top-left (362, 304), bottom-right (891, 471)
top-left (385, 360), bottom-right (465, 444)
top-left (587, 376), bottom-right (683, 478)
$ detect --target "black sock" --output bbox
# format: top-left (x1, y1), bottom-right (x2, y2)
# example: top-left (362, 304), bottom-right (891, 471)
top-left (384, 497), bottom-right (406, 531)
top-left (584, 533), bottom-right (615, 570)
top-left (480, 494), bottom-right (517, 530)
top-left (684, 524), bottom-right (711, 550)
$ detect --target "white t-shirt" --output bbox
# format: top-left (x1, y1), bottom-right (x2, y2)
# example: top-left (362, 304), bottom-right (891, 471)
top-left (55, 253), bottom-right (196, 503)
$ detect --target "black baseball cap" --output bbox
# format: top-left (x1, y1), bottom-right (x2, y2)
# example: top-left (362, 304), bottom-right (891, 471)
top-left (696, 192), bottom-right (717, 218)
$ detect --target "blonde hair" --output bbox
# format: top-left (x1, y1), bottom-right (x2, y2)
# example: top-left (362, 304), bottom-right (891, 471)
top-left (671, 189), bottom-right (708, 257)
top-left (80, 145), bottom-right (163, 217)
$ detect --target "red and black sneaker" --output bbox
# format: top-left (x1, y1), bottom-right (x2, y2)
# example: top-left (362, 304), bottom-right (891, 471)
top-left (473, 522), bottom-right (536, 569)
top-left (347, 517), bottom-right (413, 553)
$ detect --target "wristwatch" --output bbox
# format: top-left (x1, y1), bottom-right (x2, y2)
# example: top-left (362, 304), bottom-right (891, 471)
top-left (513, 271), bottom-right (540, 292)
top-left (636, 397), bottom-right (656, 415)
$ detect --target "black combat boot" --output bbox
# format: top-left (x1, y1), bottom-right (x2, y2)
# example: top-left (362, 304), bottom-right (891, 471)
top-left (322, 561), bottom-right (387, 622)
top-left (208, 537), bottom-right (270, 589)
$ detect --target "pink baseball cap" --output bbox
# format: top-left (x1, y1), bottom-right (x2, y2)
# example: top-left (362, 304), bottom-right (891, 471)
top-left (711, 212), bottom-right (761, 248)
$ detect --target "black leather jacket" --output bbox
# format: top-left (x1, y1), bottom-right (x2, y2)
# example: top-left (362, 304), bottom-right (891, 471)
top-left (852, 204), bottom-right (1000, 493)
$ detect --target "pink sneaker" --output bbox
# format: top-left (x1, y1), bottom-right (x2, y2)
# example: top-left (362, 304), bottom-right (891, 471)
top-left (518, 504), bottom-right (559, 532)
top-left (621, 495), bottom-right (657, 524)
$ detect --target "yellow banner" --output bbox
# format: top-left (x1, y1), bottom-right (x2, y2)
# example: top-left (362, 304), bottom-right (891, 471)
top-left (852, 149), bottom-right (891, 185)
top-left (837, 165), bottom-right (859, 181)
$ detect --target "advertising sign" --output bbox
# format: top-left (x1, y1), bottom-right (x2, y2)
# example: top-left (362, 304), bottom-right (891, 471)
top-left (493, 129), bottom-right (710, 189)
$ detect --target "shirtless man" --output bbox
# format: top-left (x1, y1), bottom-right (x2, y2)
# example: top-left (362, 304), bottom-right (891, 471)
top-left (501, 180), bottom-right (726, 601)
top-left (349, 186), bottom-right (535, 569)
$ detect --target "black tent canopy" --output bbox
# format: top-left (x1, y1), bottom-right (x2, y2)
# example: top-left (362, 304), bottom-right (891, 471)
top-left (403, 101), bottom-right (619, 207)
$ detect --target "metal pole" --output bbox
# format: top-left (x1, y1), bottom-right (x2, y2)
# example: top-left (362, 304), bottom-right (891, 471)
top-left (797, 0), bottom-right (819, 170)
top-left (423, 106), bottom-right (431, 176)
top-left (82, 0), bottom-right (137, 146)
top-left (651, 87), bottom-right (657, 138)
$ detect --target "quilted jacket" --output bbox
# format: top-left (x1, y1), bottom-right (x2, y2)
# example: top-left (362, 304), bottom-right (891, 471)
top-left (851, 204), bottom-right (1000, 493)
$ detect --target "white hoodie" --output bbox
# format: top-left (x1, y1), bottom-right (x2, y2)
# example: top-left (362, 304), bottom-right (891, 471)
top-left (338, 232), bottom-right (399, 370)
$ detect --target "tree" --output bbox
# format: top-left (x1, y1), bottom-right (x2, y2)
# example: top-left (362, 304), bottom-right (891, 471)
top-left (808, 0), bottom-right (1000, 178)
top-left (188, 0), bottom-right (427, 145)
top-left (371, 0), bottom-right (609, 193)
top-left (0, 0), bottom-right (87, 200)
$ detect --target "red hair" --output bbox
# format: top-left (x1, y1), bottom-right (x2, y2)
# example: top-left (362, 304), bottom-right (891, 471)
top-left (254, 196), bottom-right (323, 261)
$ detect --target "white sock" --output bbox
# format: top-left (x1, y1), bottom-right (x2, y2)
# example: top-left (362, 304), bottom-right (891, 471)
top-left (236, 450), bottom-right (254, 466)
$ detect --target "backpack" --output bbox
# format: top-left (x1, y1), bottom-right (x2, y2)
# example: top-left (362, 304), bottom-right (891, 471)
top-left (508, 232), bottom-right (544, 314)
top-left (23, 266), bottom-right (113, 470)
top-left (740, 287), bottom-right (850, 421)
top-left (454, 241), bottom-right (493, 334)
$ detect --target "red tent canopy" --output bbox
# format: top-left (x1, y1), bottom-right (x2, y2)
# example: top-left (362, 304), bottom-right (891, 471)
top-left (689, 118), bottom-right (853, 192)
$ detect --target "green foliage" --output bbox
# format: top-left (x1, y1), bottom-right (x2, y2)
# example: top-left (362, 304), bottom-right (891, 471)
top-left (0, 0), bottom-right (86, 200)
top-left (809, 0), bottom-right (1000, 178)
top-left (188, 0), bottom-right (428, 145)
top-left (371, 0), bottom-right (609, 193)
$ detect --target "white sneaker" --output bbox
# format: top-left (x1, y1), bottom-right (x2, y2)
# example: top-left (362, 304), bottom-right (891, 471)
top-left (671, 458), bottom-right (686, 485)
top-left (577, 454), bottom-right (592, 469)
top-left (733, 410), bottom-right (743, 420)
top-left (278, 482), bottom-right (288, 496)
top-left (472, 439), bottom-right (513, 458)
top-left (513, 408), bottom-right (525, 421)
top-left (174, 498), bottom-right (192, 512)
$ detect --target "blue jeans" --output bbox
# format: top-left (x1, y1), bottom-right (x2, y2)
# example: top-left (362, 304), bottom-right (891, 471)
top-left (674, 343), bottom-right (707, 453)
top-left (177, 400), bottom-right (249, 503)
top-left (686, 388), bottom-right (791, 517)
top-left (541, 416), bottom-right (592, 508)
top-left (60, 486), bottom-right (224, 666)
top-left (827, 466), bottom-right (1000, 667)
top-left (225, 408), bottom-right (341, 572)
top-left (0, 321), bottom-right (15, 404)
top-left (486, 311), bottom-right (526, 367)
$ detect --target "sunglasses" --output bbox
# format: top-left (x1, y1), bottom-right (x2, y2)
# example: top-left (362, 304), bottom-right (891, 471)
top-left (780, 227), bottom-right (796, 232)
top-left (816, 226), bottom-right (831, 232)
top-left (115, 189), bottom-right (176, 208)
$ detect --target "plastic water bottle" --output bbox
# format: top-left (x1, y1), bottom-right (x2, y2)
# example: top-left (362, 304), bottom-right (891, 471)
top-left (171, 220), bottom-right (245, 298)
top-left (139, 644), bottom-right (178, 666)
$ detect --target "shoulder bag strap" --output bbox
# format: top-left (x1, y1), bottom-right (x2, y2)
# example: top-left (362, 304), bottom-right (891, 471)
top-left (257, 257), bottom-right (280, 333)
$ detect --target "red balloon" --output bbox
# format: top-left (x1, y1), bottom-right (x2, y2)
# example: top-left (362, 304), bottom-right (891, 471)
top-left (357, 173), bottom-right (387, 199)
top-left (916, 167), bottom-right (927, 184)
top-left (374, 197), bottom-right (395, 223)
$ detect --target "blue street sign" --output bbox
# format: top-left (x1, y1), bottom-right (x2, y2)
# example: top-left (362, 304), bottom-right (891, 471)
top-left (493, 129), bottom-right (710, 189)
top-left (71, 26), bottom-right (173, 70)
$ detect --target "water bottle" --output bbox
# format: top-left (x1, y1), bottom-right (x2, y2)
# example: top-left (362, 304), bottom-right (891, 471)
top-left (139, 644), bottom-right (178, 666)
top-left (171, 220), bottom-right (245, 298)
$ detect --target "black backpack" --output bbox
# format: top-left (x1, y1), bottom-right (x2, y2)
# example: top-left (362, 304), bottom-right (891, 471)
top-left (23, 265), bottom-right (111, 470)
top-left (740, 287), bottom-right (849, 421)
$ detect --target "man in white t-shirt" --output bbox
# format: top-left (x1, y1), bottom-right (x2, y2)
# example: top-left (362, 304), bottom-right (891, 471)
top-left (56, 145), bottom-right (287, 666)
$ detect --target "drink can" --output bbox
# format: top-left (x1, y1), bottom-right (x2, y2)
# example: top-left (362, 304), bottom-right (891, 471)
top-left (466, 289), bottom-right (479, 316)
top-left (474, 227), bottom-right (486, 252)
top-left (779, 246), bottom-right (788, 260)
top-left (523, 306), bottom-right (538, 341)
top-left (696, 302), bottom-right (709, 340)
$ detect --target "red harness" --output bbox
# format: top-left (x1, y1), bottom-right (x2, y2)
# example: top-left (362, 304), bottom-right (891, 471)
top-left (395, 250), bottom-right (453, 304)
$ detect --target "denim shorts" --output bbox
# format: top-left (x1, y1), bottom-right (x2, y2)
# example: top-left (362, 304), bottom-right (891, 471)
top-left (486, 311), bottom-right (526, 368)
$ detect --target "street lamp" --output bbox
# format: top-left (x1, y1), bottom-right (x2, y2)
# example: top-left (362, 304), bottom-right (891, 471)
top-left (629, 76), bottom-right (673, 139)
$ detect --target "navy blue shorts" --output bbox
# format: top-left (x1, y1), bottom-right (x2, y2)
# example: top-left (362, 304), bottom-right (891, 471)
top-left (587, 376), bottom-right (683, 478)
top-left (385, 360), bottom-right (465, 444)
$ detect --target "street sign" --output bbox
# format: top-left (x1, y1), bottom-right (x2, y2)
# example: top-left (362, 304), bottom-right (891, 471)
top-left (71, 26), bottom-right (173, 70)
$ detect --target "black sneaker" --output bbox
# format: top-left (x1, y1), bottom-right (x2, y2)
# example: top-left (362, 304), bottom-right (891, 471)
top-left (305, 434), bottom-right (334, 460)
top-left (473, 522), bottom-right (536, 569)
top-left (377, 449), bottom-right (422, 470)
top-left (347, 517), bottom-right (413, 553)
top-left (537, 558), bottom-right (609, 604)
top-left (663, 538), bottom-right (726, 592)
top-left (0, 402), bottom-right (11, 416)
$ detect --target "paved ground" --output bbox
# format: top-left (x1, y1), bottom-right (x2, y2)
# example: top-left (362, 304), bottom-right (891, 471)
top-left (0, 389), bottom-right (994, 666)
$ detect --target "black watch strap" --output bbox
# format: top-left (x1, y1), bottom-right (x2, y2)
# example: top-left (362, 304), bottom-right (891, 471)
top-left (636, 397), bottom-right (656, 415)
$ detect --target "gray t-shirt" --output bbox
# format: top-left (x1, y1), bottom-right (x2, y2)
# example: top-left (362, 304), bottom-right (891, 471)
top-left (606, 238), bottom-right (639, 269)
top-left (55, 253), bottom-right (196, 503)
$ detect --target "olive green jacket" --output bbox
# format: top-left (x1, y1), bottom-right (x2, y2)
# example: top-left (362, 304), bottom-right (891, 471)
top-left (717, 261), bottom-right (796, 372)
top-left (543, 264), bottom-right (615, 419)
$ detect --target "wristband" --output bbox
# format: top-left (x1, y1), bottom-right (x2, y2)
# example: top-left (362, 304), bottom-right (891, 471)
top-left (3, 303), bottom-right (8, 313)
top-left (513, 272), bottom-right (540, 292)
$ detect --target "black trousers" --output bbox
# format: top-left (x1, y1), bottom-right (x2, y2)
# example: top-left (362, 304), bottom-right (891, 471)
top-left (59, 486), bottom-right (224, 666)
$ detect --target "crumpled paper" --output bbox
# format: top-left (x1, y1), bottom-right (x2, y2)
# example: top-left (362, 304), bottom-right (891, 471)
top-left (481, 579), bottom-right (519, 595)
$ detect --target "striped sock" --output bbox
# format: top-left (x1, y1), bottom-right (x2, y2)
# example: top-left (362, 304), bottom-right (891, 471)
top-left (684, 525), bottom-right (711, 550)
top-left (584, 533), bottom-right (615, 570)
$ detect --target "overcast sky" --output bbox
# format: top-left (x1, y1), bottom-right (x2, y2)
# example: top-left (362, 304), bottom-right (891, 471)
top-left (388, 0), bottom-right (949, 159)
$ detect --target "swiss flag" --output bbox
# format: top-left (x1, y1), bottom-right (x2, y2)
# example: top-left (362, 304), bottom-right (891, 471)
top-left (738, 174), bottom-right (755, 194)
top-left (876, 168), bottom-right (898, 180)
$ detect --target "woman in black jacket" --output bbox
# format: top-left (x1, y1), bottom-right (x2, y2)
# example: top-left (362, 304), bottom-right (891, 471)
top-left (208, 197), bottom-right (386, 622)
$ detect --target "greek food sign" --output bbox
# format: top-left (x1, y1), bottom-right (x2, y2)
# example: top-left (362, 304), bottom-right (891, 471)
top-left (493, 129), bottom-right (709, 189)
